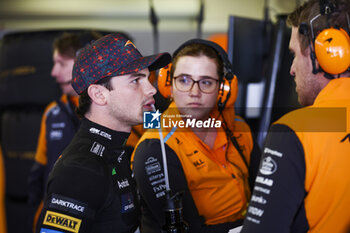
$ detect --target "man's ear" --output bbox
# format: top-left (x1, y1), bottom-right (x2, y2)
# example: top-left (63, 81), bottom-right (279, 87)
top-left (87, 84), bottom-right (107, 106)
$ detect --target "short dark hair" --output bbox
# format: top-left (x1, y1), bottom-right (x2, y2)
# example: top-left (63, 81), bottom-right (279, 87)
top-left (170, 43), bottom-right (224, 81)
top-left (287, 0), bottom-right (350, 55)
top-left (76, 76), bottom-right (113, 118)
top-left (53, 31), bottom-right (103, 59)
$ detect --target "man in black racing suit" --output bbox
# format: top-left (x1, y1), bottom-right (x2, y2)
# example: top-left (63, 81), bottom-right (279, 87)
top-left (35, 33), bottom-right (171, 233)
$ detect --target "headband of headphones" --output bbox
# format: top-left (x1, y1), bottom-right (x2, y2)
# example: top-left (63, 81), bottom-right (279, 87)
top-left (172, 39), bottom-right (235, 80)
top-left (299, 0), bottom-right (350, 76)
top-left (157, 38), bottom-right (238, 111)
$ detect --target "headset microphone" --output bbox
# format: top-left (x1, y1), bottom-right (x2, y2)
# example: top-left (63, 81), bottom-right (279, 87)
top-left (57, 80), bottom-right (72, 85)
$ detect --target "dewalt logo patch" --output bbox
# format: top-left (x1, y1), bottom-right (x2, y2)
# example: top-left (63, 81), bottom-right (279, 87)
top-left (43, 211), bottom-right (81, 233)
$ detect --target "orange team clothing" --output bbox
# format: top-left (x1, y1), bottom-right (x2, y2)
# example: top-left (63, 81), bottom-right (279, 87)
top-left (242, 77), bottom-right (350, 233)
top-left (132, 102), bottom-right (261, 233)
top-left (0, 145), bottom-right (7, 233)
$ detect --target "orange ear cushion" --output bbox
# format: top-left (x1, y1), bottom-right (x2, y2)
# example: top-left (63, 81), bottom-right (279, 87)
top-left (158, 64), bottom-right (172, 98)
top-left (217, 74), bottom-right (238, 108)
top-left (315, 28), bottom-right (350, 74)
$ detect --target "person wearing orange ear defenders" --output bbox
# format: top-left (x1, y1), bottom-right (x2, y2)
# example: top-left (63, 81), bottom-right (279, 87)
top-left (132, 39), bottom-right (261, 232)
top-left (241, 0), bottom-right (350, 232)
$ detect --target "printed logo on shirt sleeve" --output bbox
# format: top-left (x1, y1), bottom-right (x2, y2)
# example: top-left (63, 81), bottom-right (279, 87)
top-left (48, 194), bottom-right (89, 217)
top-left (145, 156), bottom-right (166, 198)
top-left (43, 211), bottom-right (82, 233)
top-left (145, 157), bottom-right (161, 175)
top-left (255, 176), bottom-right (274, 187)
top-left (259, 156), bottom-right (277, 175)
top-left (263, 147), bottom-right (283, 157)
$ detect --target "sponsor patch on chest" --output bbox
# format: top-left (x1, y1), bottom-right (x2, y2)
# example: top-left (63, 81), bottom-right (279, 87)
top-left (90, 141), bottom-right (105, 157)
top-left (117, 178), bottom-right (130, 189)
top-left (120, 192), bottom-right (136, 213)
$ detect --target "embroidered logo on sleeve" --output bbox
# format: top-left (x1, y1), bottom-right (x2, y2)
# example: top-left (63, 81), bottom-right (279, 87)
top-left (49, 194), bottom-right (87, 216)
top-left (49, 130), bottom-right (63, 140)
top-left (255, 176), bottom-right (274, 187)
top-left (145, 156), bottom-right (166, 198)
top-left (43, 211), bottom-right (82, 233)
top-left (145, 157), bottom-right (161, 175)
top-left (259, 156), bottom-right (277, 175)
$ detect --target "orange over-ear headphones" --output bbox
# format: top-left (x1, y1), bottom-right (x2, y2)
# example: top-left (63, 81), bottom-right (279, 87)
top-left (299, 0), bottom-right (350, 76)
top-left (158, 39), bottom-right (238, 111)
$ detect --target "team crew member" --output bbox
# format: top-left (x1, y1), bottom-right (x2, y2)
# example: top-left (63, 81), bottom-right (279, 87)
top-left (132, 39), bottom-right (261, 232)
top-left (242, 0), bottom-right (350, 232)
top-left (28, 32), bottom-right (102, 225)
top-left (35, 33), bottom-right (171, 233)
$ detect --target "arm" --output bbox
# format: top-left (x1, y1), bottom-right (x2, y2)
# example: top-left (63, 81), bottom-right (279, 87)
top-left (241, 124), bottom-right (308, 233)
top-left (133, 139), bottom-right (198, 232)
top-left (35, 157), bottom-right (107, 233)
top-left (248, 139), bottom-right (261, 190)
top-left (28, 162), bottom-right (45, 208)
top-left (28, 161), bottom-right (45, 229)
top-left (28, 109), bottom-right (48, 225)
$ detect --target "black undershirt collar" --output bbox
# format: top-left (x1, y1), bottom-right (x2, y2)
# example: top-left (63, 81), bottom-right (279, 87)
top-left (78, 118), bottom-right (130, 155)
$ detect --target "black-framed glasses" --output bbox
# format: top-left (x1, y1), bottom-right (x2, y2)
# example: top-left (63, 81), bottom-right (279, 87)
top-left (173, 75), bottom-right (219, 93)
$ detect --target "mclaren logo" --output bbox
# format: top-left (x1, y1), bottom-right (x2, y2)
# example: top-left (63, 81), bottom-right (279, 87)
top-left (124, 40), bottom-right (136, 48)
top-left (43, 211), bottom-right (81, 233)
top-left (324, 37), bottom-right (333, 43)
top-left (341, 134), bottom-right (350, 143)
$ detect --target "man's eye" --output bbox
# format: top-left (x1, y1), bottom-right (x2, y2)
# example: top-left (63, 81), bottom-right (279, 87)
top-left (131, 78), bottom-right (140, 84)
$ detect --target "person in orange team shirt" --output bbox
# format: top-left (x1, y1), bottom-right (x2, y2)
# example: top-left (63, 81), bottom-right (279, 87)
top-left (242, 0), bottom-right (350, 232)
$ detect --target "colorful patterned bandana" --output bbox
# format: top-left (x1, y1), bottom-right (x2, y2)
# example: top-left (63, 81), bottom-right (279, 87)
top-left (72, 33), bottom-right (171, 94)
